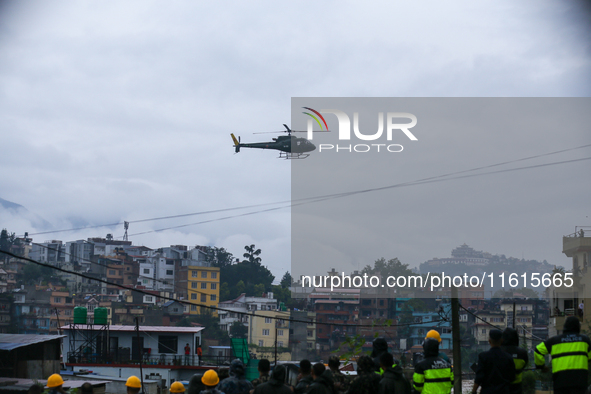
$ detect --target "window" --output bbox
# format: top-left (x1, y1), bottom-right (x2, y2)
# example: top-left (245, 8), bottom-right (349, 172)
top-left (54, 297), bottom-right (62, 303)
top-left (191, 305), bottom-right (197, 311)
top-left (145, 296), bottom-right (153, 302)
top-left (278, 330), bottom-right (284, 336)
top-left (211, 272), bottom-right (218, 279)
top-left (191, 282), bottom-right (197, 289)
top-left (201, 294), bottom-right (206, 302)
top-left (262, 329), bottom-right (270, 336)
top-left (307, 330), bottom-right (313, 337)
top-left (192, 271), bottom-right (198, 278)
top-left (109, 270), bottom-right (116, 275)
top-left (210, 294), bottom-right (216, 301)
top-left (201, 283), bottom-right (207, 289)
top-left (278, 341), bottom-right (283, 347)
top-left (482, 329), bottom-right (486, 334)
top-left (265, 318), bottom-right (272, 324)
top-left (158, 335), bottom-right (178, 354)
top-left (143, 279), bottom-right (148, 284)
top-left (166, 270), bottom-right (173, 275)
top-left (191, 293), bottom-right (197, 300)
top-left (201, 271), bottom-right (207, 278)
top-left (259, 340), bottom-right (264, 346)
top-left (211, 283), bottom-right (217, 290)
top-left (143, 269), bottom-right (150, 274)
top-left (307, 342), bottom-right (313, 349)
top-left (166, 260), bottom-right (174, 265)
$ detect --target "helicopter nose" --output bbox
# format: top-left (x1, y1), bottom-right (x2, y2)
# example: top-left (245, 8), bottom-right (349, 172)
top-left (309, 142), bottom-right (316, 151)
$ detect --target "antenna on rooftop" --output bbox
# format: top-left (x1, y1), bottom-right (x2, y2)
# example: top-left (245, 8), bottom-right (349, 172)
top-left (123, 221), bottom-right (129, 242)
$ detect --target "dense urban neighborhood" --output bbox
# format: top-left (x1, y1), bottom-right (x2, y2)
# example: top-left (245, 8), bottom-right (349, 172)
top-left (0, 227), bottom-right (589, 393)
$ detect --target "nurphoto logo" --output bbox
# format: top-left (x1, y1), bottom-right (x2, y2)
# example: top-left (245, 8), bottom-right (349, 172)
top-left (302, 107), bottom-right (418, 153)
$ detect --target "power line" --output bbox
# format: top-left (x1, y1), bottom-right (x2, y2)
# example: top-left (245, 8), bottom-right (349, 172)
top-left (21, 143), bottom-right (591, 239)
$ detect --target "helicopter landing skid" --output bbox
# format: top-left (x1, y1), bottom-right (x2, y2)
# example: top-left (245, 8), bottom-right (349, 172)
top-left (279, 152), bottom-right (310, 159)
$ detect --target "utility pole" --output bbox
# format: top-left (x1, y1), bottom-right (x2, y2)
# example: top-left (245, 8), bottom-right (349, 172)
top-left (451, 286), bottom-right (461, 394)
top-left (135, 317), bottom-right (145, 394)
top-left (512, 301), bottom-right (516, 329)
top-left (274, 319), bottom-right (278, 366)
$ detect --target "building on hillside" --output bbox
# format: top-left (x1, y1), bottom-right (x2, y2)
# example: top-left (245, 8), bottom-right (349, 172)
top-left (308, 288), bottom-right (360, 357)
top-left (29, 240), bottom-right (65, 264)
top-left (471, 310), bottom-right (506, 347)
top-left (218, 293), bottom-right (278, 333)
top-left (176, 260), bottom-right (220, 316)
top-left (13, 287), bottom-right (52, 334)
top-left (289, 310), bottom-right (317, 361)
top-left (248, 310), bottom-right (291, 361)
top-left (547, 228), bottom-right (591, 336)
top-left (63, 325), bottom-right (207, 385)
top-left (0, 294), bottom-right (13, 333)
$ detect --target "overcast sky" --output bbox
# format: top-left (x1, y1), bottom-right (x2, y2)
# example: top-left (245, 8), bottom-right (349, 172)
top-left (0, 1), bottom-right (590, 280)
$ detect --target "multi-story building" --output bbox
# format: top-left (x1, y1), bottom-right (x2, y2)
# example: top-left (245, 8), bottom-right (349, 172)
top-left (29, 240), bottom-right (65, 264)
top-left (218, 293), bottom-right (278, 333)
top-left (248, 310), bottom-right (291, 361)
top-left (176, 259), bottom-right (220, 316)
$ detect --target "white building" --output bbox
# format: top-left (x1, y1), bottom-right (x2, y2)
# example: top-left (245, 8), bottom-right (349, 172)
top-left (218, 293), bottom-right (277, 333)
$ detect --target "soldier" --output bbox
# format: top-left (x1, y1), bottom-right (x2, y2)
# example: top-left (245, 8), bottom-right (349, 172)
top-left (501, 328), bottom-right (528, 394)
top-left (253, 365), bottom-right (292, 394)
top-left (379, 352), bottom-right (411, 394)
top-left (294, 359), bottom-right (313, 394)
top-left (348, 355), bottom-right (381, 394)
top-left (328, 355), bottom-right (350, 394)
top-left (251, 359), bottom-right (271, 387)
top-left (218, 359), bottom-right (254, 394)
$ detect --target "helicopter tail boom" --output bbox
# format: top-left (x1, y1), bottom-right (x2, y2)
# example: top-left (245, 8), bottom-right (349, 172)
top-left (231, 133), bottom-right (240, 153)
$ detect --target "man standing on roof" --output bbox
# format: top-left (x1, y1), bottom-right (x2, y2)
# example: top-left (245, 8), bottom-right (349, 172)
top-left (535, 316), bottom-right (591, 394)
top-left (501, 328), bottom-right (528, 394)
top-left (197, 345), bottom-right (203, 366)
top-left (185, 343), bottom-right (191, 365)
top-left (425, 330), bottom-right (450, 363)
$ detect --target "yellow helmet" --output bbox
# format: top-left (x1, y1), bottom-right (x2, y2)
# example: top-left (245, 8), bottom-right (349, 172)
top-left (170, 382), bottom-right (185, 393)
top-left (201, 370), bottom-right (220, 386)
top-left (126, 376), bottom-right (142, 388)
top-left (425, 330), bottom-right (441, 342)
top-left (47, 374), bottom-right (64, 388)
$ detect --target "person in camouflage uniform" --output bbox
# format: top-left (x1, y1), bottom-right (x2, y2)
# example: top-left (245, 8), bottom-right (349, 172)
top-left (328, 356), bottom-right (349, 394)
top-left (251, 359), bottom-right (271, 388)
top-left (347, 355), bottom-right (381, 394)
top-left (218, 359), bottom-right (254, 394)
top-left (294, 359), bottom-right (313, 394)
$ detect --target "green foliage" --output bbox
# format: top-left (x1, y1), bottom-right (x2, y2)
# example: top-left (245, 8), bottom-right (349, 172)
top-left (217, 244), bottom-right (275, 301)
top-left (253, 284), bottom-right (265, 297)
top-left (220, 282), bottom-right (230, 301)
top-left (176, 310), bottom-right (229, 343)
top-left (229, 321), bottom-right (248, 338)
top-left (204, 247), bottom-right (235, 268)
top-left (334, 333), bottom-right (370, 363)
top-left (361, 257), bottom-right (413, 279)
top-left (280, 271), bottom-right (292, 288)
top-left (18, 263), bottom-right (55, 285)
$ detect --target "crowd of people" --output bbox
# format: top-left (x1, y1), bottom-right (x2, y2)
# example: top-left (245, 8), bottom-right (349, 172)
top-left (35, 317), bottom-right (591, 394)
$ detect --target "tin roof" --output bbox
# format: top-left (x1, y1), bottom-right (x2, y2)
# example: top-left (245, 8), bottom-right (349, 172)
top-left (61, 325), bottom-right (204, 333)
top-left (0, 334), bottom-right (65, 351)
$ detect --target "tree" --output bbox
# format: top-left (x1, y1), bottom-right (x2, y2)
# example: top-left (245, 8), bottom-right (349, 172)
top-left (176, 310), bottom-right (229, 344)
top-left (243, 244), bottom-right (262, 264)
top-left (280, 271), bottom-right (292, 288)
top-left (205, 247), bottom-right (235, 269)
top-left (361, 257), bottom-right (413, 281)
top-left (230, 321), bottom-right (248, 338)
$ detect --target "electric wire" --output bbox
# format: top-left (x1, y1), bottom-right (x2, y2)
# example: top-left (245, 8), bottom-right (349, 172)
top-left (0, 249), bottom-right (447, 329)
top-left (20, 143), bottom-right (591, 239)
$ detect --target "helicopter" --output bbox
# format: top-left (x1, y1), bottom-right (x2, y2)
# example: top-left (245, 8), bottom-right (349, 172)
top-left (231, 124), bottom-right (317, 159)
